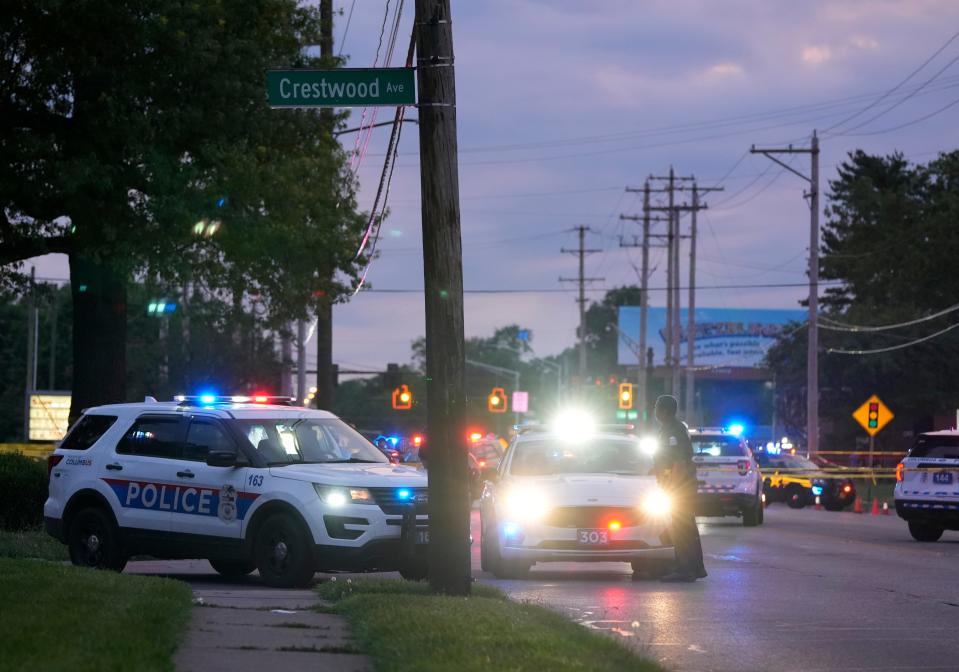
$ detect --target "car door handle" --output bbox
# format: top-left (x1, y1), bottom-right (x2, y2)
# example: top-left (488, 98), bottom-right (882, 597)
top-left (176, 470), bottom-right (195, 478)
top-left (105, 463), bottom-right (123, 471)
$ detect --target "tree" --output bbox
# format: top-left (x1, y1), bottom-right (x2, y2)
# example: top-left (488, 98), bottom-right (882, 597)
top-left (2, 0), bottom-right (365, 421)
top-left (766, 150), bottom-right (959, 450)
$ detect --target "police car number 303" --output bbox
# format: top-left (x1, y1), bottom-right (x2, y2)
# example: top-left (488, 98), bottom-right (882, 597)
top-left (43, 395), bottom-right (430, 587)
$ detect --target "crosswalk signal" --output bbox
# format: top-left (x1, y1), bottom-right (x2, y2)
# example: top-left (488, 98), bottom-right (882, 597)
top-left (867, 402), bottom-right (879, 429)
top-left (392, 384), bottom-right (413, 410)
top-left (618, 383), bottom-right (633, 410)
top-left (488, 387), bottom-right (507, 413)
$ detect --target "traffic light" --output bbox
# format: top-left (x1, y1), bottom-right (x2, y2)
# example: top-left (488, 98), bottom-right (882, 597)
top-left (392, 384), bottom-right (412, 410)
top-left (488, 387), bottom-right (507, 413)
top-left (618, 382), bottom-right (633, 410)
top-left (867, 402), bottom-right (879, 429)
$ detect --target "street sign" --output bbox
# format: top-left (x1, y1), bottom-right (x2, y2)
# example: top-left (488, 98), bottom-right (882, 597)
top-left (512, 391), bottom-right (529, 414)
top-left (852, 394), bottom-right (893, 436)
top-left (29, 393), bottom-right (71, 441)
top-left (267, 68), bottom-right (415, 107)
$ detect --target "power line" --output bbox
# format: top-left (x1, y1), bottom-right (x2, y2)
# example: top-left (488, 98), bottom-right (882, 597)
top-left (819, 302), bottom-right (959, 332)
top-left (827, 320), bottom-right (959, 355)
top-left (359, 280), bottom-right (844, 294)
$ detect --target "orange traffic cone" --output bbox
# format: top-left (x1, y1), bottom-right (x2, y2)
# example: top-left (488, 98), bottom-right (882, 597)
top-left (853, 497), bottom-right (863, 514)
top-left (882, 501), bottom-right (891, 515)
top-left (871, 498), bottom-right (880, 516)
top-left (814, 495), bottom-right (823, 510)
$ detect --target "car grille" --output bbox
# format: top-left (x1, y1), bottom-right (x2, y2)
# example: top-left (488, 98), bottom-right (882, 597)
top-left (543, 506), bottom-right (642, 528)
top-left (537, 539), bottom-right (654, 551)
top-left (368, 487), bottom-right (429, 515)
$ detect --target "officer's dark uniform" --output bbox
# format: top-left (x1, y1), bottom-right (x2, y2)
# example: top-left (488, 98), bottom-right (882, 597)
top-left (656, 417), bottom-right (707, 579)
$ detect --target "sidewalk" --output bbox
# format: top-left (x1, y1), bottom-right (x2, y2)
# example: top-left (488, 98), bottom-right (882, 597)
top-left (168, 568), bottom-right (371, 672)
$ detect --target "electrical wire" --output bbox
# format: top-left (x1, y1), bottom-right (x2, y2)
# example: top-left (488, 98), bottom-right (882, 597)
top-left (827, 320), bottom-right (959, 355)
top-left (337, 0), bottom-right (356, 57)
top-left (358, 280), bottom-right (844, 294)
top-left (822, 29), bottom-right (959, 135)
top-left (842, 92), bottom-right (959, 137)
top-left (819, 302), bottom-right (959, 332)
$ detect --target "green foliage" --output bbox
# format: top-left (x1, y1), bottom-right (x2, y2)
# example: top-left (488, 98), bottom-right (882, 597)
top-left (0, 453), bottom-right (47, 530)
top-left (766, 149), bottom-right (959, 449)
top-left (0, 557), bottom-right (191, 671)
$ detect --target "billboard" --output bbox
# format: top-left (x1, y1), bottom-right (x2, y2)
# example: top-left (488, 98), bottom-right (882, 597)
top-left (29, 393), bottom-right (71, 441)
top-left (617, 307), bottom-right (805, 369)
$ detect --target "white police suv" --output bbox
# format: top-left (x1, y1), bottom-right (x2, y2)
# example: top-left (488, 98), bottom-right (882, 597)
top-left (689, 427), bottom-right (764, 526)
top-left (44, 396), bottom-right (429, 586)
top-left (894, 430), bottom-right (959, 542)
top-left (479, 416), bottom-right (674, 579)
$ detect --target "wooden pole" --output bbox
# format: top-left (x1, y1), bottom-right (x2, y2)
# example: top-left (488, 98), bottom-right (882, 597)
top-left (415, 0), bottom-right (471, 595)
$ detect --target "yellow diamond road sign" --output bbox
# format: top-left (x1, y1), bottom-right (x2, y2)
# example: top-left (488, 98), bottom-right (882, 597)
top-left (852, 394), bottom-right (893, 437)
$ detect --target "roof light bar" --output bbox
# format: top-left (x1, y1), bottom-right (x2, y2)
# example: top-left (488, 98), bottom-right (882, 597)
top-left (173, 395), bottom-right (295, 406)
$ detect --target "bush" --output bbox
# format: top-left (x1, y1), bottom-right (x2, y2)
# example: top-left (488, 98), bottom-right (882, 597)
top-left (0, 453), bottom-right (48, 531)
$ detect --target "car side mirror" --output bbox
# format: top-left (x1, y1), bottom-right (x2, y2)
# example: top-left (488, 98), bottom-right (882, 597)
top-left (206, 450), bottom-right (237, 468)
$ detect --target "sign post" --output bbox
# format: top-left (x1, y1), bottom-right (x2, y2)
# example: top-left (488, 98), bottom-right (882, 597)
top-left (852, 395), bottom-right (894, 470)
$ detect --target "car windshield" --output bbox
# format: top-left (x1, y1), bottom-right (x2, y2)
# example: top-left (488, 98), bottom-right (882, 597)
top-left (235, 418), bottom-right (388, 465)
top-left (508, 437), bottom-right (655, 477)
top-left (691, 435), bottom-right (747, 457)
top-left (910, 435), bottom-right (959, 459)
top-left (758, 455), bottom-right (818, 471)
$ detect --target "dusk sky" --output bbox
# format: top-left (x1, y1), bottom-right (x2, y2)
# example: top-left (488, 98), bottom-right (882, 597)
top-left (28, 1), bottom-right (959, 381)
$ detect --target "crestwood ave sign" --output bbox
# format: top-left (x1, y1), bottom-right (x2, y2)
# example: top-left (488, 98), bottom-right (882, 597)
top-left (267, 68), bottom-right (415, 107)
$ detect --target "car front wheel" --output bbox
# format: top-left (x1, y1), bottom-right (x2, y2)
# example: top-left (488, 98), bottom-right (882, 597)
top-left (67, 507), bottom-right (127, 572)
top-left (253, 514), bottom-right (316, 588)
top-left (785, 485), bottom-right (806, 509)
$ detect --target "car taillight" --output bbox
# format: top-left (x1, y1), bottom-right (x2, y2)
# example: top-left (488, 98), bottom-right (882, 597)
top-left (842, 483), bottom-right (853, 493)
top-left (737, 459), bottom-right (750, 476)
top-left (47, 454), bottom-right (64, 478)
top-left (896, 462), bottom-right (904, 482)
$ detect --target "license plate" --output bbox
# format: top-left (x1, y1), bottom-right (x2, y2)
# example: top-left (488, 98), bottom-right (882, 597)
top-left (415, 529), bottom-right (430, 544)
top-left (577, 529), bottom-right (609, 545)
top-left (933, 471), bottom-right (954, 485)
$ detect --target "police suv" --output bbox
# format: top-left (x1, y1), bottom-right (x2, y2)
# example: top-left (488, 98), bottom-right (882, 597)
top-left (894, 430), bottom-right (959, 542)
top-left (44, 396), bottom-right (429, 587)
top-left (689, 428), bottom-right (764, 526)
top-left (480, 420), bottom-right (675, 579)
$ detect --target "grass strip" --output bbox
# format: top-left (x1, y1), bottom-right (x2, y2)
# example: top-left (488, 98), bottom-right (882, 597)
top-left (0, 557), bottom-right (192, 672)
top-left (317, 578), bottom-right (664, 672)
top-left (0, 528), bottom-right (69, 561)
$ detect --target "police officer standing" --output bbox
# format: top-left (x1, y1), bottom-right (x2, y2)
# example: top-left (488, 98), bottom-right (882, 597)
top-left (654, 395), bottom-right (707, 582)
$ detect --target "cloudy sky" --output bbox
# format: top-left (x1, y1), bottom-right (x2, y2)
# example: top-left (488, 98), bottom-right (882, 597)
top-left (28, 1), bottom-right (959, 380)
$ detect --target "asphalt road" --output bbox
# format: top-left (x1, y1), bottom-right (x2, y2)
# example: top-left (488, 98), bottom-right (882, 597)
top-left (473, 506), bottom-right (959, 672)
top-left (125, 506), bottom-right (959, 672)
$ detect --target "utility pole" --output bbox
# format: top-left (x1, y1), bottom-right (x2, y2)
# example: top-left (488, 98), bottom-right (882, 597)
top-left (684, 182), bottom-right (723, 425)
top-left (415, 0), bottom-right (470, 596)
top-left (620, 187), bottom-right (669, 425)
top-left (751, 131), bottom-right (820, 456)
top-left (23, 267), bottom-right (36, 441)
top-left (48, 292), bottom-right (58, 390)
top-left (296, 320), bottom-right (307, 405)
top-left (314, 0), bottom-right (335, 412)
top-left (561, 226), bottom-right (603, 381)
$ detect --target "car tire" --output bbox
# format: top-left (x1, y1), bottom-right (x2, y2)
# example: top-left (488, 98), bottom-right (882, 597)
top-left (908, 521), bottom-right (944, 542)
top-left (399, 558), bottom-right (429, 581)
top-left (253, 513), bottom-right (316, 588)
top-left (631, 558), bottom-right (672, 580)
top-left (742, 498), bottom-right (762, 526)
top-left (488, 529), bottom-right (531, 579)
top-left (209, 559), bottom-right (256, 578)
top-left (67, 507), bottom-right (127, 572)
top-left (758, 499), bottom-right (765, 525)
top-left (785, 485), bottom-right (806, 509)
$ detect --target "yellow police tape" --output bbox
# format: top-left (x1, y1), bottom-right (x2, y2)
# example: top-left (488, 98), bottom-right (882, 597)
top-left (0, 443), bottom-right (56, 460)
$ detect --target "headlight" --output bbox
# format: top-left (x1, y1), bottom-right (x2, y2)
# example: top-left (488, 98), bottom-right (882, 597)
top-left (314, 484), bottom-right (375, 507)
top-left (639, 436), bottom-right (658, 455)
top-left (502, 488), bottom-right (549, 522)
top-left (641, 488), bottom-right (672, 518)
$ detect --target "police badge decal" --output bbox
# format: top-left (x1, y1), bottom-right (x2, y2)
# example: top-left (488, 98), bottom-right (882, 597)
top-left (219, 484), bottom-right (237, 522)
